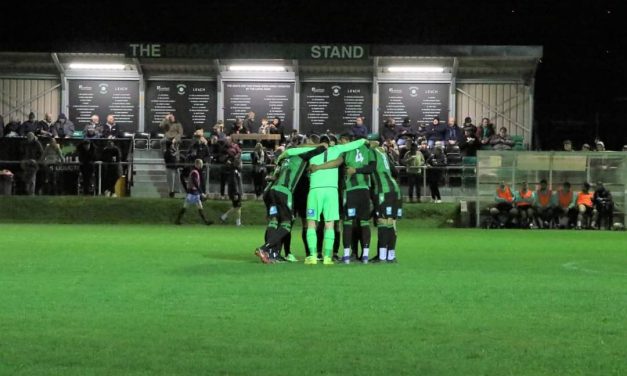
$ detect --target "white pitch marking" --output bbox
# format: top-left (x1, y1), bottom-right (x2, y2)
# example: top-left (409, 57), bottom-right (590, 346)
top-left (562, 261), bottom-right (627, 276)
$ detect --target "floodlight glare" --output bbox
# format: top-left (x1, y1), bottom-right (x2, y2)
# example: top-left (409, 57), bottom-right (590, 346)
top-left (386, 66), bottom-right (445, 73)
top-left (69, 63), bottom-right (126, 70)
top-left (228, 65), bottom-right (287, 72)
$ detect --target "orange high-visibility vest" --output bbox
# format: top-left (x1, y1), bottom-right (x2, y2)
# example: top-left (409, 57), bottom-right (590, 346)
top-left (496, 186), bottom-right (513, 202)
top-left (517, 189), bottom-right (533, 207)
top-left (558, 190), bottom-right (573, 209)
top-left (537, 189), bottom-right (552, 207)
top-left (577, 191), bottom-right (593, 207)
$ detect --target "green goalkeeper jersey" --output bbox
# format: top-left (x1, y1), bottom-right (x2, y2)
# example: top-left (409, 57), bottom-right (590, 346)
top-left (343, 144), bottom-right (371, 191)
top-left (371, 147), bottom-right (400, 195)
top-left (308, 139), bottom-right (368, 190)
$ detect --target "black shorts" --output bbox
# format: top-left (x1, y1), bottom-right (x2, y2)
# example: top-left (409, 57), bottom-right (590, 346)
top-left (343, 189), bottom-right (372, 221)
top-left (268, 189), bottom-right (293, 223)
top-left (376, 191), bottom-right (401, 220)
top-left (495, 202), bottom-right (513, 212)
top-left (580, 205), bottom-right (594, 216)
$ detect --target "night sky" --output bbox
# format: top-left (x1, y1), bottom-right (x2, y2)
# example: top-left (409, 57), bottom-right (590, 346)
top-left (2, 0), bottom-right (626, 149)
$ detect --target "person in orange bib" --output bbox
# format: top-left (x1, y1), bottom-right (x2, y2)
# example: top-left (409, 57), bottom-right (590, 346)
top-left (514, 181), bottom-right (536, 228)
top-left (555, 181), bottom-right (577, 228)
top-left (534, 179), bottom-right (555, 228)
top-left (489, 181), bottom-right (516, 228)
top-left (576, 182), bottom-right (596, 229)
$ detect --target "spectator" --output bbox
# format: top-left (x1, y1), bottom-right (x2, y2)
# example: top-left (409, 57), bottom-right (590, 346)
top-left (351, 116), bottom-right (368, 139)
top-left (380, 117), bottom-right (398, 142)
top-left (383, 139), bottom-right (400, 164)
top-left (581, 143), bottom-right (591, 151)
top-left (251, 143), bottom-right (267, 198)
top-left (562, 139), bottom-right (573, 152)
top-left (462, 116), bottom-right (477, 135)
top-left (101, 141), bottom-right (122, 197)
top-left (219, 137), bottom-right (239, 198)
top-left (160, 113), bottom-right (183, 143)
top-left (418, 139), bottom-right (431, 160)
top-left (187, 130), bottom-right (211, 164)
top-left (426, 145), bottom-right (446, 203)
top-left (55, 113), bottom-right (74, 139)
top-left (19, 132), bottom-right (44, 195)
top-left (211, 120), bottom-right (226, 140)
top-left (555, 182), bottom-right (577, 229)
top-left (397, 116), bottom-right (417, 142)
top-left (623, 145), bottom-right (627, 152)
top-left (207, 135), bottom-right (221, 163)
top-left (490, 127), bottom-right (515, 150)
top-left (489, 181), bottom-right (515, 227)
top-left (163, 138), bottom-right (180, 198)
top-left (445, 116), bottom-right (464, 147)
top-left (244, 111), bottom-right (256, 133)
top-left (534, 179), bottom-right (554, 228)
top-left (595, 140), bottom-right (606, 151)
top-left (268, 117), bottom-right (286, 147)
top-left (77, 140), bottom-right (97, 195)
top-left (229, 118), bottom-right (249, 135)
top-left (402, 142), bottom-right (424, 203)
top-left (42, 138), bottom-right (64, 195)
top-left (459, 127), bottom-right (481, 157)
top-left (477, 117), bottom-right (495, 145)
top-left (426, 117), bottom-right (446, 149)
top-left (575, 182), bottom-right (595, 229)
top-left (593, 181), bottom-right (614, 230)
top-left (85, 114), bottom-right (101, 139)
top-left (20, 112), bottom-right (38, 136)
top-left (258, 117), bottom-right (270, 135)
top-left (513, 181), bottom-right (535, 228)
top-left (101, 114), bottom-right (120, 139)
top-left (36, 112), bottom-right (55, 137)
top-left (220, 141), bottom-right (244, 226)
top-left (4, 117), bottom-right (21, 137)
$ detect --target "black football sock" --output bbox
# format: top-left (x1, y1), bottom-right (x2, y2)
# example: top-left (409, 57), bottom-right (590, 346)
top-left (302, 227), bottom-right (311, 256)
top-left (176, 208), bottom-right (186, 223)
top-left (198, 209), bottom-right (211, 224)
top-left (282, 230), bottom-right (292, 256)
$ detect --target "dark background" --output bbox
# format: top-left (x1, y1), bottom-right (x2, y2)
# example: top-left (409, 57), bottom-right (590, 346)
top-left (145, 81), bottom-right (217, 136)
top-left (1, 0), bottom-right (625, 150)
top-left (300, 82), bottom-right (372, 134)
top-left (68, 80), bottom-right (139, 131)
top-left (223, 82), bottom-right (294, 131)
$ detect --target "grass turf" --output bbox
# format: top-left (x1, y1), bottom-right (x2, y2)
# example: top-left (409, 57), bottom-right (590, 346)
top-left (0, 224), bottom-right (626, 375)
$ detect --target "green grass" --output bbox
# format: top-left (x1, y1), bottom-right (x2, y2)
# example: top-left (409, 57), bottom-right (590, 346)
top-left (1, 224), bottom-right (626, 375)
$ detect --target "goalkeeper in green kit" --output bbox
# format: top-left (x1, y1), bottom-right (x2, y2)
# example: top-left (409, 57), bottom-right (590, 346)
top-left (306, 135), bottom-right (368, 265)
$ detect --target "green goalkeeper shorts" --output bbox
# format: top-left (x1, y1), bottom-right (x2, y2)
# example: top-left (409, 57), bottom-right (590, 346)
top-left (306, 187), bottom-right (340, 222)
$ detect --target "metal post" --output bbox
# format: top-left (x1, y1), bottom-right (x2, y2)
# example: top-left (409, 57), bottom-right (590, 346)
top-left (97, 161), bottom-right (102, 196)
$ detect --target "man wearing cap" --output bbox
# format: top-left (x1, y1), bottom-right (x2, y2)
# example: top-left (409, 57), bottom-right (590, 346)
top-left (595, 141), bottom-right (606, 151)
top-left (54, 113), bottom-right (74, 138)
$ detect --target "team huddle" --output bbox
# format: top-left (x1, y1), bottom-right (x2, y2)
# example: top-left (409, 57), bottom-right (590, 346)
top-left (254, 134), bottom-right (402, 265)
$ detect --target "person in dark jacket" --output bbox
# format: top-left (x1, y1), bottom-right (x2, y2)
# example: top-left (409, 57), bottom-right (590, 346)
top-left (462, 116), bottom-right (477, 135)
top-left (100, 114), bottom-right (120, 139)
top-left (445, 116), bottom-right (464, 146)
top-left (592, 181), bottom-right (614, 230)
top-left (19, 132), bottom-right (44, 195)
top-left (268, 117), bottom-right (286, 148)
top-left (20, 112), bottom-right (38, 136)
top-left (380, 117), bottom-right (398, 142)
top-left (426, 145), bottom-right (447, 203)
top-left (350, 116), bottom-right (368, 139)
top-left (426, 117), bottom-right (446, 149)
top-left (101, 141), bottom-right (122, 196)
top-left (4, 117), bottom-right (21, 137)
top-left (164, 138), bottom-right (180, 198)
top-left (244, 111), bottom-right (256, 133)
top-left (229, 118), bottom-right (249, 135)
top-left (36, 113), bottom-right (55, 137)
top-left (77, 140), bottom-right (97, 195)
top-left (490, 127), bottom-right (515, 150)
top-left (477, 117), bottom-right (495, 145)
top-left (54, 113), bottom-right (75, 138)
top-left (459, 127), bottom-right (482, 157)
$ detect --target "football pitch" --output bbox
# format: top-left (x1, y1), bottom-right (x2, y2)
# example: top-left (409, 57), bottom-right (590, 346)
top-left (1, 224), bottom-right (625, 375)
